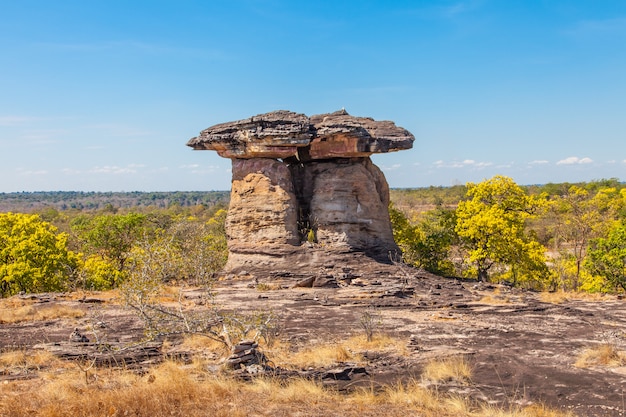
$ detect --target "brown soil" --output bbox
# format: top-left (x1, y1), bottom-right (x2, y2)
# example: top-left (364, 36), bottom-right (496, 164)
top-left (1, 265), bottom-right (625, 416)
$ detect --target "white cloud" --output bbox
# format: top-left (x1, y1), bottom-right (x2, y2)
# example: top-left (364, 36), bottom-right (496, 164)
top-left (192, 166), bottom-right (220, 175)
top-left (17, 168), bottom-right (48, 176)
top-left (380, 163), bottom-right (402, 171)
top-left (568, 17), bottom-right (626, 37)
top-left (0, 116), bottom-right (32, 126)
top-left (62, 168), bottom-right (82, 175)
top-left (529, 160), bottom-right (549, 165)
top-left (434, 159), bottom-right (492, 169)
top-left (556, 156), bottom-right (593, 165)
top-left (89, 164), bottom-right (143, 174)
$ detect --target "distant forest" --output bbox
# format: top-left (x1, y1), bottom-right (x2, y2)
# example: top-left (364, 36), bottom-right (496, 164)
top-left (1, 179), bottom-right (625, 213)
top-left (0, 191), bottom-right (231, 212)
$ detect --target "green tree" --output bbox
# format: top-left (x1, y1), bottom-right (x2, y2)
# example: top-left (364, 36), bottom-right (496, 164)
top-left (71, 213), bottom-right (147, 272)
top-left (128, 209), bottom-right (228, 286)
top-left (0, 213), bottom-right (79, 296)
top-left (585, 221), bottom-right (626, 292)
top-left (548, 186), bottom-right (618, 290)
top-left (455, 175), bottom-right (549, 284)
top-left (389, 205), bottom-right (457, 275)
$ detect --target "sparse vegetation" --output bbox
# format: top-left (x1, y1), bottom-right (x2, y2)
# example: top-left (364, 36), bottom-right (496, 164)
top-left (0, 302), bottom-right (85, 324)
top-left (421, 356), bottom-right (473, 385)
top-left (575, 343), bottom-right (626, 368)
top-left (0, 355), bottom-right (573, 417)
top-left (359, 307), bottom-right (383, 342)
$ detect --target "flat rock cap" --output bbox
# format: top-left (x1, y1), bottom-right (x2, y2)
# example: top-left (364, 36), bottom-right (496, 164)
top-left (187, 110), bottom-right (414, 160)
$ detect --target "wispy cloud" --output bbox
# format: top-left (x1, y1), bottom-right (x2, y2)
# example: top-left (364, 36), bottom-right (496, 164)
top-left (0, 116), bottom-right (33, 126)
top-left (61, 168), bottom-right (81, 175)
top-left (556, 156), bottom-right (593, 165)
top-left (441, 1), bottom-right (483, 17)
top-left (17, 168), bottom-right (48, 176)
top-left (380, 163), bottom-right (402, 171)
top-left (567, 17), bottom-right (626, 37)
top-left (529, 160), bottom-right (549, 165)
top-left (33, 40), bottom-right (230, 61)
top-left (434, 159), bottom-right (492, 169)
top-left (396, 0), bottom-right (484, 20)
top-left (86, 123), bottom-right (153, 137)
top-left (88, 164), bottom-right (146, 175)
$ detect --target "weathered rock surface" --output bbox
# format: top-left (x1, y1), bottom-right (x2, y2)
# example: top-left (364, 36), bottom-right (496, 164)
top-left (4, 277), bottom-right (626, 416)
top-left (188, 110), bottom-right (413, 274)
top-left (305, 158), bottom-right (395, 257)
top-left (187, 109), bottom-right (414, 160)
top-left (226, 158), bottom-right (300, 252)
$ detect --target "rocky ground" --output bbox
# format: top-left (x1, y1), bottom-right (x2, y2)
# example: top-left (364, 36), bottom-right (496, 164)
top-left (1, 264), bottom-right (625, 417)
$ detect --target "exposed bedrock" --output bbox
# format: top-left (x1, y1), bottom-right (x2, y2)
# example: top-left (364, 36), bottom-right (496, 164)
top-left (187, 110), bottom-right (414, 275)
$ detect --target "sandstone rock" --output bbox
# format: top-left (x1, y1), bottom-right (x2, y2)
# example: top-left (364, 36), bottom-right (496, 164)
top-left (188, 110), bottom-right (413, 275)
top-left (187, 109), bottom-right (413, 160)
top-left (226, 158), bottom-right (300, 253)
top-left (187, 110), bottom-right (313, 159)
top-left (305, 158), bottom-right (397, 260)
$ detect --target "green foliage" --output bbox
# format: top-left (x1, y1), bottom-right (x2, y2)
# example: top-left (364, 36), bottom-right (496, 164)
top-left (0, 213), bottom-right (78, 296)
top-left (547, 185), bottom-right (621, 290)
top-left (126, 209), bottom-right (228, 286)
top-left (455, 175), bottom-right (550, 284)
top-left (389, 205), bottom-right (456, 275)
top-left (585, 221), bottom-right (626, 292)
top-left (71, 213), bottom-right (148, 272)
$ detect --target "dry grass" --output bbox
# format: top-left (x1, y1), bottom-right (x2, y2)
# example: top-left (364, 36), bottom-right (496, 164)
top-left (478, 294), bottom-right (511, 305)
top-left (539, 290), bottom-right (606, 304)
top-left (265, 334), bottom-right (406, 369)
top-left (0, 304), bottom-right (85, 324)
top-left (0, 356), bottom-right (574, 417)
top-left (255, 282), bottom-right (282, 291)
top-left (574, 343), bottom-right (626, 368)
top-left (0, 349), bottom-right (66, 378)
top-left (179, 333), bottom-right (228, 353)
top-left (479, 403), bottom-right (575, 417)
top-left (422, 356), bottom-right (473, 385)
top-left (344, 334), bottom-right (408, 353)
top-left (274, 342), bottom-right (359, 368)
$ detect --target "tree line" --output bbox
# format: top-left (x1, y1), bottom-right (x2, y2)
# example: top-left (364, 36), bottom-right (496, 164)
top-left (1, 177), bottom-right (626, 296)
top-left (391, 176), bottom-right (626, 293)
top-left (0, 203), bottom-right (228, 296)
top-left (0, 191), bottom-right (230, 212)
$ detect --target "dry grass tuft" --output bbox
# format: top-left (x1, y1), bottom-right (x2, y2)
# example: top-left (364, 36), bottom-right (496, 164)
top-left (0, 359), bottom-right (574, 417)
top-left (575, 343), bottom-right (626, 368)
top-left (539, 291), bottom-right (606, 304)
top-left (180, 334), bottom-right (228, 353)
top-left (422, 356), bottom-right (472, 385)
top-left (266, 334), bottom-right (407, 370)
top-left (345, 334), bottom-right (407, 353)
top-left (383, 380), bottom-right (441, 409)
top-left (478, 294), bottom-right (511, 305)
top-left (0, 349), bottom-right (65, 377)
top-left (255, 282), bottom-right (282, 291)
top-left (479, 403), bottom-right (576, 417)
top-left (278, 343), bottom-right (359, 368)
top-left (0, 304), bottom-right (85, 324)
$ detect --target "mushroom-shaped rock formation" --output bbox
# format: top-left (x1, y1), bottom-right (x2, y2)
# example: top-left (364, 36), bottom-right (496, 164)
top-left (187, 110), bottom-right (414, 279)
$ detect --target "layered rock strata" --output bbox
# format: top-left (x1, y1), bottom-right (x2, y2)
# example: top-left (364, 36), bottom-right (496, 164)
top-left (187, 110), bottom-right (414, 276)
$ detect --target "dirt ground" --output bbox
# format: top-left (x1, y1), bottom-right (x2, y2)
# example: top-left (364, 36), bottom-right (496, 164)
top-left (1, 264), bottom-right (625, 417)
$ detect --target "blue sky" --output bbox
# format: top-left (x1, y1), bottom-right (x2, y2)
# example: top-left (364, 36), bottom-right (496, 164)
top-left (1, 1), bottom-right (626, 192)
